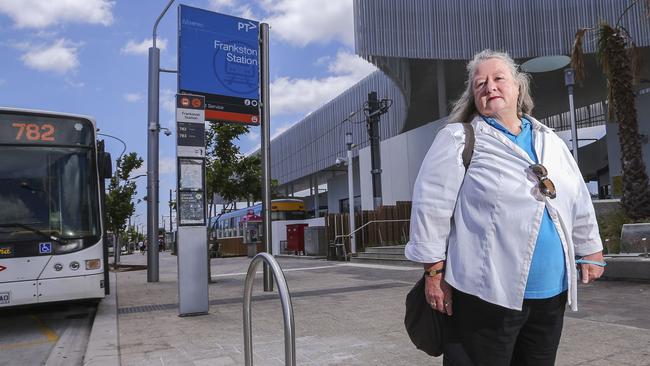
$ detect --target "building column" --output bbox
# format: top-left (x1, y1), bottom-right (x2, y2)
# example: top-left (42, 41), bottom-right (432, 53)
top-left (436, 60), bottom-right (448, 118)
top-left (313, 174), bottom-right (320, 218)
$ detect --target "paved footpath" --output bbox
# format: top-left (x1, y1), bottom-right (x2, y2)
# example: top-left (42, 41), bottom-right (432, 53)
top-left (110, 252), bottom-right (650, 366)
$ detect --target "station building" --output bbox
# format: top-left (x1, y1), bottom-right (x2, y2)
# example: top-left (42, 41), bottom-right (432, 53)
top-left (269, 0), bottom-right (650, 216)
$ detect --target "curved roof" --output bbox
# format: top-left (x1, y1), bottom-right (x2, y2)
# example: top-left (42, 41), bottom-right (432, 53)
top-left (270, 1), bottom-right (649, 188)
top-left (354, 0), bottom-right (650, 60)
top-left (270, 71), bottom-right (407, 185)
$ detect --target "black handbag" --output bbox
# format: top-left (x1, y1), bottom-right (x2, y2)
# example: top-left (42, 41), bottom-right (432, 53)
top-left (404, 122), bottom-right (473, 356)
top-left (404, 275), bottom-right (449, 357)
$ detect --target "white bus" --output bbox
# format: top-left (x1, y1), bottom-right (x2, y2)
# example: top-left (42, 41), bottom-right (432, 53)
top-left (0, 107), bottom-right (112, 307)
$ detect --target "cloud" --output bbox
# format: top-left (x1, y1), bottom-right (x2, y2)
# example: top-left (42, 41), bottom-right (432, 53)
top-left (160, 89), bottom-right (176, 114)
top-left (20, 39), bottom-right (80, 74)
top-left (64, 78), bottom-right (85, 88)
top-left (130, 157), bottom-right (175, 179)
top-left (271, 122), bottom-right (292, 139)
top-left (208, 0), bottom-right (257, 19)
top-left (0, 0), bottom-right (115, 29)
top-left (124, 93), bottom-right (143, 103)
top-left (247, 131), bottom-right (260, 141)
top-left (327, 51), bottom-right (376, 79)
top-left (208, 0), bottom-right (236, 10)
top-left (243, 122), bottom-right (292, 156)
top-left (121, 38), bottom-right (167, 55)
top-left (159, 157), bottom-right (176, 175)
top-left (261, 0), bottom-right (354, 46)
top-left (270, 50), bottom-right (375, 117)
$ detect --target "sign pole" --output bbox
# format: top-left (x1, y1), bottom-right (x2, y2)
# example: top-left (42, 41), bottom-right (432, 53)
top-left (260, 23), bottom-right (273, 292)
top-left (175, 94), bottom-right (209, 316)
top-left (147, 45), bottom-right (160, 283)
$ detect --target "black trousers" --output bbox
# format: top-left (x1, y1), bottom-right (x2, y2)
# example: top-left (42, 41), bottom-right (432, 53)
top-left (443, 289), bottom-right (567, 366)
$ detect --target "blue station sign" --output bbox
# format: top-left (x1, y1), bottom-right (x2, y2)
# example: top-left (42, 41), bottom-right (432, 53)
top-left (178, 5), bottom-right (260, 125)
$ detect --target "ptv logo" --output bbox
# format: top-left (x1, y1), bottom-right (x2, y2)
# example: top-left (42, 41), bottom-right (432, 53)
top-left (0, 265), bottom-right (6, 272)
top-left (238, 21), bottom-right (257, 32)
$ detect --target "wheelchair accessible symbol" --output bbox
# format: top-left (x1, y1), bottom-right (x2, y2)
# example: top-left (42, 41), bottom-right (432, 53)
top-left (39, 242), bottom-right (52, 254)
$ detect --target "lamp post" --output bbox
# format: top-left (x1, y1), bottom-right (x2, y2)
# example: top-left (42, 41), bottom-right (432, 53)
top-left (345, 132), bottom-right (356, 254)
top-left (147, 0), bottom-right (176, 282)
top-left (128, 214), bottom-right (140, 253)
top-left (564, 68), bottom-right (579, 163)
top-left (98, 132), bottom-right (127, 267)
top-left (97, 133), bottom-right (127, 162)
top-left (519, 55), bottom-right (578, 162)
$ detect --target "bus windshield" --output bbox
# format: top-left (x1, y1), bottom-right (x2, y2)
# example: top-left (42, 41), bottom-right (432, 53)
top-left (0, 146), bottom-right (100, 243)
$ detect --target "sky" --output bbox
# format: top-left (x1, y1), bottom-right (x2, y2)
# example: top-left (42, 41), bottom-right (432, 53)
top-left (0, 0), bottom-right (376, 230)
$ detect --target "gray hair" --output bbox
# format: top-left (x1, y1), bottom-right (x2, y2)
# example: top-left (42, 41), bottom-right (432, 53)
top-left (449, 49), bottom-right (534, 123)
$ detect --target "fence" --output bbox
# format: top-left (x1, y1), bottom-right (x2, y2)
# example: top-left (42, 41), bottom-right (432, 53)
top-left (325, 201), bottom-right (411, 253)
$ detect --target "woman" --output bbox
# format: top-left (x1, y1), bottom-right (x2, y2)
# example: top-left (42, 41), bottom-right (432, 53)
top-left (405, 49), bottom-right (605, 365)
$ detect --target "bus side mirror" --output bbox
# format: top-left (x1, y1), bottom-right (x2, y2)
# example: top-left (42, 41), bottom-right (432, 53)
top-left (98, 152), bottom-right (113, 179)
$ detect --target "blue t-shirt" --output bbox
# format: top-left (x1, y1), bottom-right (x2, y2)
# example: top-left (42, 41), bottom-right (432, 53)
top-left (482, 116), bottom-right (567, 298)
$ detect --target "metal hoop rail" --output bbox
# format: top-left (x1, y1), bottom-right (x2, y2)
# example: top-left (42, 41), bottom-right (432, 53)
top-left (243, 252), bottom-right (296, 366)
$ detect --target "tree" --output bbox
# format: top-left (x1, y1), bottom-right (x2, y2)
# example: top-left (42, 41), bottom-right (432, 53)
top-left (105, 152), bottom-right (144, 250)
top-left (205, 122), bottom-right (250, 205)
top-left (205, 122), bottom-right (280, 206)
top-left (572, 0), bottom-right (650, 219)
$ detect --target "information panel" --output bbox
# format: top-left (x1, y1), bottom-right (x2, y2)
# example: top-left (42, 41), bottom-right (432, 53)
top-left (178, 5), bottom-right (260, 125)
top-left (177, 157), bottom-right (206, 226)
top-left (179, 159), bottom-right (203, 190)
top-left (176, 94), bottom-right (206, 158)
top-left (178, 191), bottom-right (205, 225)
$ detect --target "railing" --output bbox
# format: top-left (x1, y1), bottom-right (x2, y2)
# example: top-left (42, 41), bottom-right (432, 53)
top-left (330, 219), bottom-right (410, 260)
top-left (326, 202), bottom-right (412, 253)
top-left (243, 253), bottom-right (296, 366)
top-left (332, 219), bottom-right (411, 245)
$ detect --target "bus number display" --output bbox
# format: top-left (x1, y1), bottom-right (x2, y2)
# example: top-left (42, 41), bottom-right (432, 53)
top-left (12, 123), bottom-right (55, 142)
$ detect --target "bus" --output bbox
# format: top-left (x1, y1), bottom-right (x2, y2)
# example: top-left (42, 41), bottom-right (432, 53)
top-left (0, 107), bottom-right (111, 308)
top-left (210, 198), bottom-right (306, 239)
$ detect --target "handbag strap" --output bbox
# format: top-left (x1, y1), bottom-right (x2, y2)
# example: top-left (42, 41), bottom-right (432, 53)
top-left (461, 122), bottom-right (475, 171)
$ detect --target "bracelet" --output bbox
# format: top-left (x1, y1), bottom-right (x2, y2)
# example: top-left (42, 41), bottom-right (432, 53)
top-left (575, 259), bottom-right (607, 267)
top-left (424, 267), bottom-right (445, 277)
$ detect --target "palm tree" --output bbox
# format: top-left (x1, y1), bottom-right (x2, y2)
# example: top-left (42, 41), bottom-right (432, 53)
top-left (571, 0), bottom-right (650, 219)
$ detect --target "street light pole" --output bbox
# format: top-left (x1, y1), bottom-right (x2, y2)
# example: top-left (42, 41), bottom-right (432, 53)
top-left (345, 132), bottom-right (356, 254)
top-left (260, 23), bottom-right (273, 292)
top-left (169, 189), bottom-right (173, 236)
top-left (564, 68), bottom-right (579, 163)
top-left (97, 132), bottom-right (127, 267)
top-left (147, 0), bottom-right (175, 282)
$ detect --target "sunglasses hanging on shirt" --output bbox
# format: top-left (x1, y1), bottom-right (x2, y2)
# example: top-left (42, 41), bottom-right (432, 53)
top-left (529, 164), bottom-right (557, 199)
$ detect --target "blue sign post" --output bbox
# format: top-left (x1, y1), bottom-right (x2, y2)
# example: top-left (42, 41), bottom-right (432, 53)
top-left (178, 5), bottom-right (260, 125)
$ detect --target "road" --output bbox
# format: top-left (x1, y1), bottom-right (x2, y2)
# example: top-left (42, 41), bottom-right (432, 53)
top-left (0, 300), bottom-right (97, 366)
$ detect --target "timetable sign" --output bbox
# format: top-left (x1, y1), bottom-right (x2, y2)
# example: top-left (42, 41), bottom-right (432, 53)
top-left (176, 94), bottom-right (206, 158)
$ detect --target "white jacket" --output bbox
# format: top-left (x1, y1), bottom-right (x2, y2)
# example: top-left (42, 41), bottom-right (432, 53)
top-left (404, 115), bottom-right (602, 311)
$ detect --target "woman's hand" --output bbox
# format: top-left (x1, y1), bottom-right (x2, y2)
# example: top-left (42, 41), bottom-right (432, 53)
top-left (578, 251), bottom-right (605, 284)
top-left (424, 264), bottom-right (453, 315)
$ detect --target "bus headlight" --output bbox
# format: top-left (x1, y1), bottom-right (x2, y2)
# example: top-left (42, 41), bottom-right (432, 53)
top-left (54, 239), bottom-right (83, 254)
top-left (85, 259), bottom-right (101, 270)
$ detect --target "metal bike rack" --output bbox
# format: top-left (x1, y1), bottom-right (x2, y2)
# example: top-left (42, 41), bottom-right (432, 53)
top-left (243, 252), bottom-right (296, 366)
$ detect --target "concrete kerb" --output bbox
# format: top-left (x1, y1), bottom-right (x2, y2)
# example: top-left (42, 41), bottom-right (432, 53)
top-left (602, 256), bottom-right (650, 281)
top-left (83, 272), bottom-right (120, 366)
